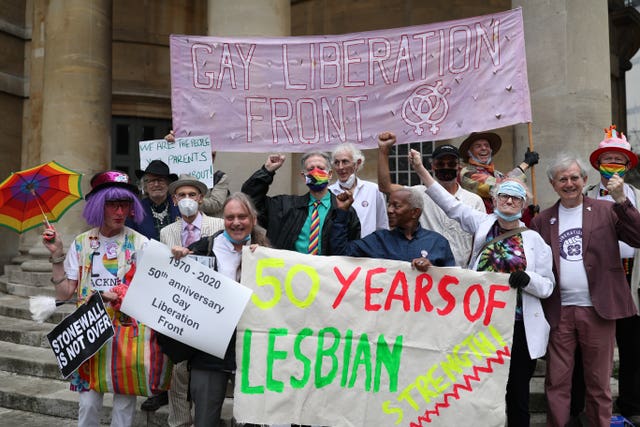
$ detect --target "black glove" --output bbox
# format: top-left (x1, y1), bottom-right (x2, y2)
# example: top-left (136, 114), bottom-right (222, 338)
top-left (523, 149), bottom-right (539, 167)
top-left (509, 270), bottom-right (530, 289)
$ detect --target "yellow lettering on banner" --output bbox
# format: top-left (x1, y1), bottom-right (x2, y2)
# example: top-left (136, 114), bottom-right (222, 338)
top-left (251, 259), bottom-right (320, 309)
top-left (284, 264), bottom-right (319, 308)
top-left (382, 325), bottom-right (508, 424)
top-left (251, 258), bottom-right (285, 309)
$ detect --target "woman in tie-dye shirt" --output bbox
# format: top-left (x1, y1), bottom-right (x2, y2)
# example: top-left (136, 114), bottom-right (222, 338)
top-left (410, 151), bottom-right (554, 427)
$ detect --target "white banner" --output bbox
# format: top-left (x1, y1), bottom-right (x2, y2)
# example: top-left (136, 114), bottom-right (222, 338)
top-left (234, 247), bottom-right (516, 426)
top-left (121, 239), bottom-right (252, 358)
top-left (138, 135), bottom-right (214, 188)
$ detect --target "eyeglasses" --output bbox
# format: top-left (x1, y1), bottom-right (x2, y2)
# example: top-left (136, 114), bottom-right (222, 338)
top-left (105, 200), bottom-right (132, 210)
top-left (496, 194), bottom-right (524, 205)
top-left (143, 177), bottom-right (168, 185)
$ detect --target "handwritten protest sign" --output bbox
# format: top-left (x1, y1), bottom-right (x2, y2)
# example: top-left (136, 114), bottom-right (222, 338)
top-left (47, 293), bottom-right (114, 378)
top-left (234, 247), bottom-right (516, 426)
top-left (170, 8), bottom-right (530, 152)
top-left (138, 135), bottom-right (214, 188)
top-left (121, 240), bottom-right (252, 358)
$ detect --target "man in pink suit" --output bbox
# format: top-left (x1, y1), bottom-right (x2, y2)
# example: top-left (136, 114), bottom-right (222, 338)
top-left (530, 154), bottom-right (640, 427)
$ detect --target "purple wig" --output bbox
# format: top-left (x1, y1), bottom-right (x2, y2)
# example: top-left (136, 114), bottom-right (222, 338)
top-left (82, 187), bottom-right (145, 227)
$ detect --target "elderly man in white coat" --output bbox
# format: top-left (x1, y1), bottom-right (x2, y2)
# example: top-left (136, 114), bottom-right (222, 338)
top-left (160, 174), bottom-right (224, 427)
top-left (409, 148), bottom-right (554, 427)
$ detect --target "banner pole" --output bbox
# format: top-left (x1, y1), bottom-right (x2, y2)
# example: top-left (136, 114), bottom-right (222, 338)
top-left (527, 122), bottom-right (537, 205)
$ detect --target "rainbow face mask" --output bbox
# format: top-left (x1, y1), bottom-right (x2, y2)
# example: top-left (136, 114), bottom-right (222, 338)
top-left (305, 167), bottom-right (330, 191)
top-left (598, 163), bottom-right (627, 179)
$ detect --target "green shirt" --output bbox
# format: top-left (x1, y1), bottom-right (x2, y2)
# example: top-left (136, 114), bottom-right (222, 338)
top-left (295, 192), bottom-right (331, 254)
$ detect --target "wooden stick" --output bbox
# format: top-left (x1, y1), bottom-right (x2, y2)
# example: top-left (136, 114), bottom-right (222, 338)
top-left (527, 122), bottom-right (537, 205)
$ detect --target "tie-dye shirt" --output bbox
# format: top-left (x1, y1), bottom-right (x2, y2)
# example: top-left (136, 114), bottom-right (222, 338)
top-left (477, 220), bottom-right (527, 320)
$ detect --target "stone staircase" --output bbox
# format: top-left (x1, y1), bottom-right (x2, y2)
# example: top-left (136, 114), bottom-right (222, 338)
top-left (0, 264), bottom-right (178, 426)
top-left (0, 262), bottom-right (623, 426)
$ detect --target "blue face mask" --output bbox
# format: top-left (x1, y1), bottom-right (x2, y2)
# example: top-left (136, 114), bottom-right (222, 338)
top-left (223, 230), bottom-right (250, 245)
top-left (494, 209), bottom-right (522, 222)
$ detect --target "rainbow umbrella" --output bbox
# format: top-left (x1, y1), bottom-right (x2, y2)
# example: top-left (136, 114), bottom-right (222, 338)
top-left (0, 161), bottom-right (83, 233)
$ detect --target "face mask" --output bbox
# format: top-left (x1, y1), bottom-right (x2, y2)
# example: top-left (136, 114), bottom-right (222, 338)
top-left (434, 168), bottom-right (458, 182)
top-left (495, 209), bottom-right (522, 222)
top-left (178, 198), bottom-right (199, 217)
top-left (468, 151), bottom-right (492, 165)
top-left (341, 173), bottom-right (356, 189)
top-left (598, 163), bottom-right (627, 179)
top-left (305, 167), bottom-right (330, 191)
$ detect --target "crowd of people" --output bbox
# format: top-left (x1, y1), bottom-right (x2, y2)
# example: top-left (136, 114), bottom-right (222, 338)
top-left (40, 125), bottom-right (640, 427)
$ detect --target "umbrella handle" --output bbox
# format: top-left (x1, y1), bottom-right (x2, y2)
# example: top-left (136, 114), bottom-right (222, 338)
top-left (43, 220), bottom-right (56, 243)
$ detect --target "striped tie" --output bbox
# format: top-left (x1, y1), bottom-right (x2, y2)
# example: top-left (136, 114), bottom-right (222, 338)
top-left (185, 223), bottom-right (196, 247)
top-left (308, 201), bottom-right (320, 255)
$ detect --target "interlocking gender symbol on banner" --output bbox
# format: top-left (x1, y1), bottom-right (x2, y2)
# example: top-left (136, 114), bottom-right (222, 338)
top-left (401, 81), bottom-right (451, 136)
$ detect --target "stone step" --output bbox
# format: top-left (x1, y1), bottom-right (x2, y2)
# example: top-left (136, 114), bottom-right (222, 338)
top-left (0, 314), bottom-right (53, 348)
top-left (0, 280), bottom-right (56, 298)
top-left (0, 406), bottom-right (93, 427)
top-left (7, 269), bottom-right (52, 288)
top-left (0, 370), bottom-right (238, 426)
top-left (0, 340), bottom-right (63, 380)
top-left (0, 289), bottom-right (75, 324)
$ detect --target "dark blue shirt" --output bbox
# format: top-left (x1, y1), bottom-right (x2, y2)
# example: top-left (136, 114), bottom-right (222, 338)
top-left (330, 209), bottom-right (455, 267)
top-left (126, 197), bottom-right (180, 241)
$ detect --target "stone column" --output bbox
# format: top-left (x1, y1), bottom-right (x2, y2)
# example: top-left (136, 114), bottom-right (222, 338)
top-left (512, 0), bottom-right (612, 208)
top-left (207, 0), bottom-right (294, 195)
top-left (22, 0), bottom-right (112, 273)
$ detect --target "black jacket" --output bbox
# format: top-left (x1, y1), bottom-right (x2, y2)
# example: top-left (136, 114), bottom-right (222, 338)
top-left (186, 231), bottom-right (236, 372)
top-left (241, 165), bottom-right (361, 253)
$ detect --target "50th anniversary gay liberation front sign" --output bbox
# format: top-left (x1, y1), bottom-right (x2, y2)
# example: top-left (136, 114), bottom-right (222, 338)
top-left (235, 247), bottom-right (516, 426)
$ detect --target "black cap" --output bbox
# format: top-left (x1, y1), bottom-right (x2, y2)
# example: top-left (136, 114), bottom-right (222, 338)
top-left (432, 144), bottom-right (460, 160)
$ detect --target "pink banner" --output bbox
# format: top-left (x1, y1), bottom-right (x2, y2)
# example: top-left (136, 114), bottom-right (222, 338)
top-left (170, 8), bottom-right (531, 153)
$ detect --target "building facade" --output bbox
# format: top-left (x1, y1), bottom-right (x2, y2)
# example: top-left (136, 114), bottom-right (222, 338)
top-left (0, 0), bottom-right (638, 269)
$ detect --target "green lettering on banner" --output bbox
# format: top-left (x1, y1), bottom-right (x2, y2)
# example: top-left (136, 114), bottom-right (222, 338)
top-left (314, 327), bottom-right (340, 388)
top-left (339, 329), bottom-right (353, 387)
top-left (241, 329), bottom-right (264, 394)
top-left (291, 327), bottom-right (313, 389)
top-left (267, 328), bottom-right (288, 392)
top-left (374, 334), bottom-right (403, 392)
top-left (349, 333), bottom-right (372, 390)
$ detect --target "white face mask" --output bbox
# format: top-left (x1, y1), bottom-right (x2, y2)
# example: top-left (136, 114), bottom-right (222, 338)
top-left (178, 198), bottom-right (199, 217)
top-left (341, 173), bottom-right (357, 189)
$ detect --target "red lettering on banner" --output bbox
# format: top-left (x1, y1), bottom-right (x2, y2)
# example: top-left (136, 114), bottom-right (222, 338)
top-left (384, 271), bottom-right (410, 311)
top-left (283, 45), bottom-right (306, 90)
top-left (332, 266), bottom-right (362, 309)
top-left (436, 275), bottom-right (459, 316)
top-left (413, 273), bottom-right (434, 312)
top-left (484, 284), bottom-right (509, 326)
top-left (331, 266), bottom-right (510, 323)
top-left (449, 25), bottom-right (472, 74)
top-left (393, 35), bottom-right (414, 83)
top-left (365, 268), bottom-right (387, 311)
top-left (319, 42), bottom-right (341, 89)
top-left (367, 38), bottom-right (391, 85)
top-left (245, 95), bottom-right (367, 145)
top-left (191, 42), bottom-right (255, 90)
top-left (343, 39), bottom-right (366, 87)
top-left (463, 284), bottom-right (484, 323)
